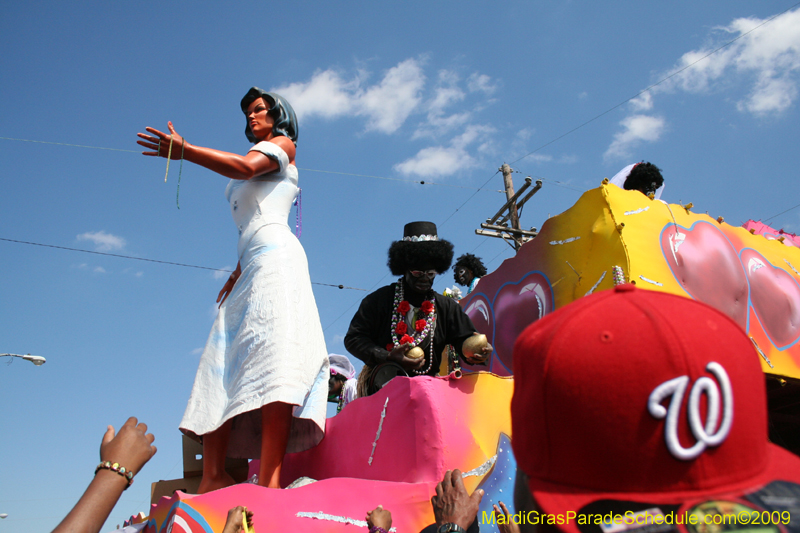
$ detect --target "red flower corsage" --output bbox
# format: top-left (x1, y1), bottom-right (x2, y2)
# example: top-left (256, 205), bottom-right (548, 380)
top-left (421, 301), bottom-right (434, 314)
top-left (395, 322), bottom-right (408, 334)
top-left (400, 334), bottom-right (414, 345)
top-left (415, 319), bottom-right (427, 332)
top-left (397, 301), bottom-right (411, 315)
top-left (386, 343), bottom-right (394, 351)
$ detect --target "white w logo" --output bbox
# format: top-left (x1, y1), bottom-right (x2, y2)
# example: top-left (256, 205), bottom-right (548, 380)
top-left (647, 362), bottom-right (734, 461)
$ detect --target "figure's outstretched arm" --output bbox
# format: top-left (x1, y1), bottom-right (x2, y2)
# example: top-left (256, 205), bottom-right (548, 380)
top-left (52, 417), bottom-right (157, 533)
top-left (137, 122), bottom-right (296, 180)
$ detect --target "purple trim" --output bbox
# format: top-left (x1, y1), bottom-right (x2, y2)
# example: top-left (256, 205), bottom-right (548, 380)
top-left (294, 188), bottom-right (302, 238)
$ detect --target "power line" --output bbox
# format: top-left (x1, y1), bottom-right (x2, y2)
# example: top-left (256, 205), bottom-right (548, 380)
top-left (0, 237), bottom-right (366, 291)
top-left (437, 170), bottom-right (501, 228)
top-left (764, 200), bottom-right (800, 223)
top-left (0, 136), bottom-right (501, 192)
top-left (509, 2), bottom-right (800, 165)
top-left (298, 167), bottom-right (499, 191)
top-left (0, 136), bottom-right (139, 153)
top-left (435, 4), bottom-right (800, 225)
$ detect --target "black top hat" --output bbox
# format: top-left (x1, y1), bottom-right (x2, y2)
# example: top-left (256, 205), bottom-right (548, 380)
top-left (402, 221), bottom-right (440, 242)
top-left (387, 221), bottom-right (454, 276)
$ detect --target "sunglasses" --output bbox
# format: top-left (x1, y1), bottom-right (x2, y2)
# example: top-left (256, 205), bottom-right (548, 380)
top-left (409, 269), bottom-right (437, 279)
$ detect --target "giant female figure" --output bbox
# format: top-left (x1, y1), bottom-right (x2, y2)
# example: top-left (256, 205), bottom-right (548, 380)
top-left (138, 88), bottom-right (329, 492)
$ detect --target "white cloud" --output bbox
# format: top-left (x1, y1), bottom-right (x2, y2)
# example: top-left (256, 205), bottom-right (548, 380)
top-left (527, 154), bottom-right (553, 163)
top-left (605, 8), bottom-right (800, 159)
top-left (273, 58), bottom-right (425, 134)
top-left (213, 266), bottom-right (234, 280)
top-left (93, 266), bottom-right (106, 273)
top-left (516, 128), bottom-right (533, 141)
top-left (135, 271), bottom-right (143, 277)
top-left (276, 59), bottom-right (504, 178)
top-left (467, 73), bottom-right (499, 95)
top-left (604, 115), bottom-right (665, 160)
top-left (394, 145), bottom-right (474, 177)
top-left (739, 76), bottom-right (798, 115)
top-left (629, 92), bottom-right (654, 111)
top-left (274, 69), bottom-right (359, 120)
top-left (360, 59), bottom-right (426, 133)
top-left (412, 71), bottom-right (472, 140)
top-left (395, 124), bottom-right (496, 178)
top-left (76, 230), bottom-right (125, 252)
top-left (191, 347), bottom-right (203, 356)
top-left (660, 8), bottom-right (800, 116)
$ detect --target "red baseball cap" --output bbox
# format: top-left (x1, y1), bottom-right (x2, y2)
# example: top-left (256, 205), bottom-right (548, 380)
top-left (511, 284), bottom-right (800, 533)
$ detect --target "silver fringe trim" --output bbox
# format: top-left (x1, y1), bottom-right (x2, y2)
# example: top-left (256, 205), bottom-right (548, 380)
top-left (624, 206), bottom-right (650, 215)
top-left (549, 236), bottom-right (581, 245)
top-left (638, 275), bottom-right (663, 287)
top-left (368, 397), bottom-right (389, 466)
top-left (461, 454), bottom-right (497, 477)
top-left (585, 271), bottom-right (607, 296)
top-left (296, 512), bottom-right (396, 531)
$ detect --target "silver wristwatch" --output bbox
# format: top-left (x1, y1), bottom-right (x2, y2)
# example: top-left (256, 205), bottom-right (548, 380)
top-left (437, 524), bottom-right (466, 533)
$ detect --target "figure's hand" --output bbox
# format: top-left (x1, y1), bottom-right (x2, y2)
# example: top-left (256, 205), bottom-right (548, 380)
top-left (222, 506), bottom-right (254, 533)
top-left (464, 332), bottom-right (492, 365)
top-left (465, 342), bottom-right (492, 365)
top-left (388, 343), bottom-right (426, 372)
top-left (137, 121), bottom-right (186, 159)
top-left (366, 505), bottom-right (392, 531)
top-left (431, 469), bottom-right (483, 529)
top-left (99, 417), bottom-right (157, 477)
top-left (217, 264), bottom-right (241, 308)
top-left (493, 502), bottom-right (520, 533)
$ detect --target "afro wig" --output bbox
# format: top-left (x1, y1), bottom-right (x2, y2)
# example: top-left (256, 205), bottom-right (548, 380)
top-left (624, 162), bottom-right (663, 195)
top-left (453, 253), bottom-right (487, 284)
top-left (387, 240), bottom-right (454, 276)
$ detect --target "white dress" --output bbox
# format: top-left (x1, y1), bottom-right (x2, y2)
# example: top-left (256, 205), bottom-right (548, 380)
top-left (180, 141), bottom-right (329, 457)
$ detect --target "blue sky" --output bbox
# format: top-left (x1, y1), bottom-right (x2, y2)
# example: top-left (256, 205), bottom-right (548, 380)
top-left (2, 1), bottom-right (799, 530)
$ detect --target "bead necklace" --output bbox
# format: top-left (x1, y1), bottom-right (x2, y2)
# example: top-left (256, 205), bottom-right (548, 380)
top-left (337, 388), bottom-right (345, 414)
top-left (389, 280), bottom-right (436, 375)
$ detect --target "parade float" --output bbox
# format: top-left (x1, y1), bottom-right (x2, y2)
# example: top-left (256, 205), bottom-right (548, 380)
top-left (133, 182), bottom-right (800, 533)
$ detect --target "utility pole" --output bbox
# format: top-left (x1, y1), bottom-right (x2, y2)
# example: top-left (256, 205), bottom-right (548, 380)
top-left (475, 164), bottom-right (542, 251)
top-left (501, 164), bottom-right (520, 234)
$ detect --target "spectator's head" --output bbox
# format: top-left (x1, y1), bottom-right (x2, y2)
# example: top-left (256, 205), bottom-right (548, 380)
top-left (453, 253), bottom-right (487, 287)
top-left (511, 285), bottom-right (800, 533)
top-left (328, 354), bottom-right (355, 401)
top-left (624, 162), bottom-right (663, 197)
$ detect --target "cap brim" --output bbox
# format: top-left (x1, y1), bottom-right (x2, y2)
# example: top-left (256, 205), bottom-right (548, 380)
top-left (529, 444), bottom-right (800, 533)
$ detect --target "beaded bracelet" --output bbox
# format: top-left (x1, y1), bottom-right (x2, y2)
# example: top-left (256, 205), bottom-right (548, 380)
top-left (369, 527), bottom-right (388, 533)
top-left (95, 461), bottom-right (134, 489)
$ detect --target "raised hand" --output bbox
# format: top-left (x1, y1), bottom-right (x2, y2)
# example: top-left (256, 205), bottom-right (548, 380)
top-left (366, 505), bottom-right (392, 531)
top-left (137, 121), bottom-right (186, 159)
top-left (431, 469), bottom-right (483, 530)
top-left (222, 506), bottom-right (254, 533)
top-left (493, 501), bottom-right (521, 533)
top-left (99, 417), bottom-right (157, 476)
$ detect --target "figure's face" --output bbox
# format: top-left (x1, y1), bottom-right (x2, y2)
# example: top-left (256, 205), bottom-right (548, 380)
top-left (404, 267), bottom-right (436, 295)
top-left (456, 266), bottom-right (474, 286)
top-left (327, 375), bottom-right (344, 401)
top-left (247, 97), bottom-right (275, 141)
